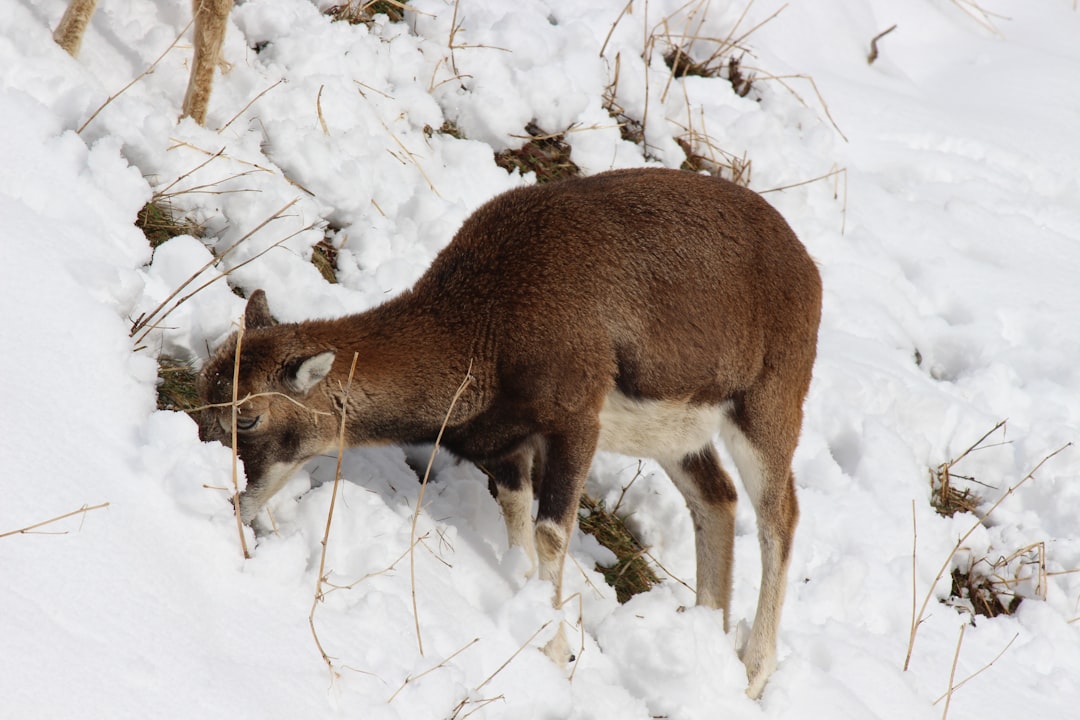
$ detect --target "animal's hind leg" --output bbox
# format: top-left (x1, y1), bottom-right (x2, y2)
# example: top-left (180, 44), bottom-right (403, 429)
top-left (659, 446), bottom-right (738, 629)
top-left (720, 394), bottom-right (801, 699)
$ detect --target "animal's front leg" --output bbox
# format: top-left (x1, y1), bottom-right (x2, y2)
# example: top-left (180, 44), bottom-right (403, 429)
top-left (534, 428), bottom-right (596, 665)
top-left (488, 448), bottom-right (540, 577)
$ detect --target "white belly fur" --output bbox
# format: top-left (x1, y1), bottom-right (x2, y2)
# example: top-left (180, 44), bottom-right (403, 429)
top-left (597, 391), bottom-right (732, 462)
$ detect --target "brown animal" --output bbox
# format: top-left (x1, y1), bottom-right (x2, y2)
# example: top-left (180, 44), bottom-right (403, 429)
top-left (54, 0), bottom-right (233, 125)
top-left (197, 167), bottom-right (822, 698)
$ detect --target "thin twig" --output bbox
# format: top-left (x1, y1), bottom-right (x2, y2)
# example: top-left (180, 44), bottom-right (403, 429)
top-left (217, 78), bottom-right (286, 133)
top-left (316, 84), bottom-right (330, 136)
top-left (131, 198), bottom-right (302, 341)
top-left (78, 20), bottom-right (194, 134)
top-left (410, 362), bottom-right (476, 655)
top-left (387, 638), bottom-right (480, 703)
top-left (0, 502), bottom-right (110, 539)
top-left (867, 24), bottom-right (897, 64)
top-left (310, 352), bottom-right (361, 676)
top-left (904, 442), bottom-right (1070, 670)
top-left (905, 500), bottom-right (918, 672)
top-left (933, 633), bottom-right (1018, 704)
top-left (941, 623), bottom-right (966, 720)
top-left (229, 317), bottom-right (252, 560)
top-left (475, 621), bottom-right (553, 692)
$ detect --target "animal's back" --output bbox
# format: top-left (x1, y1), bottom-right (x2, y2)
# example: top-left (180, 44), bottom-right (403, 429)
top-left (412, 168), bottom-right (821, 404)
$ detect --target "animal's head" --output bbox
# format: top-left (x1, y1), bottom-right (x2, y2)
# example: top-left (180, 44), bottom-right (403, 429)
top-left (197, 290), bottom-right (339, 523)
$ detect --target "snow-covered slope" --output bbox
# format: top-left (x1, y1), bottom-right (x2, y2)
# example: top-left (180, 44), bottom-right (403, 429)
top-left (2, 1), bottom-right (1079, 718)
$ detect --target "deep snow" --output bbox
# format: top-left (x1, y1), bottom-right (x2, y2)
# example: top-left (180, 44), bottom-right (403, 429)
top-left (2, 1), bottom-right (1079, 718)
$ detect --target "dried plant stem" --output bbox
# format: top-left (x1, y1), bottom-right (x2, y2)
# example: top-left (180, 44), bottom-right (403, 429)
top-left (410, 363), bottom-right (476, 656)
top-left (229, 318), bottom-right (251, 560)
top-left (387, 637), bottom-right (479, 703)
top-left (599, 0), bottom-right (635, 58)
top-left (940, 623), bottom-right (965, 720)
top-left (475, 620), bottom-right (553, 693)
top-left (760, 165), bottom-right (848, 234)
top-left (903, 442), bottom-right (1070, 671)
top-left (131, 198), bottom-right (303, 343)
top-left (316, 84), bottom-right (330, 135)
top-left (867, 24), bottom-right (897, 64)
top-left (310, 352), bottom-right (361, 675)
top-left (933, 633), bottom-right (1018, 705)
top-left (908, 500), bottom-right (918, 666)
top-left (0, 502), bottom-right (110, 539)
top-left (217, 78), bottom-right (286, 133)
top-left (78, 20), bottom-right (194, 134)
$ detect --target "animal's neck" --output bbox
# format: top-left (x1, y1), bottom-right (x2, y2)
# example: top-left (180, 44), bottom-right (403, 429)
top-left (317, 297), bottom-right (486, 446)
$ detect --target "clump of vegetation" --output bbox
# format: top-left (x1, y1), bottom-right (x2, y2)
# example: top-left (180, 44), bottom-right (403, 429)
top-left (578, 493), bottom-right (660, 603)
top-left (326, 0), bottom-right (410, 25)
top-left (664, 49), bottom-right (755, 98)
top-left (925, 421), bottom-right (1057, 621)
top-left (136, 198), bottom-right (201, 248)
top-left (494, 122), bottom-right (580, 183)
top-left (156, 357), bottom-right (201, 413)
top-left (310, 236), bottom-right (339, 284)
top-left (424, 119), bottom-right (464, 140)
top-left (949, 563), bottom-right (1022, 619)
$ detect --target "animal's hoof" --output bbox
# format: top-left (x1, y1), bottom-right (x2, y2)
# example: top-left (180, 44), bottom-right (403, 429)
top-left (541, 626), bottom-right (573, 666)
top-left (741, 648), bottom-right (776, 700)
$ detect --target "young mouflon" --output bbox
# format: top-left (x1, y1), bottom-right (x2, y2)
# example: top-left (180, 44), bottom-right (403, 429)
top-left (197, 167), bottom-right (822, 698)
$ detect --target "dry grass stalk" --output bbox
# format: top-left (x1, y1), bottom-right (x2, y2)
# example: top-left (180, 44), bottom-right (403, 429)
top-left (675, 127), bottom-right (752, 186)
top-left (474, 620), bottom-right (553, 693)
top-left (903, 441), bottom-right (1071, 671)
top-left (742, 68), bottom-right (848, 142)
top-left (447, 695), bottom-right (506, 720)
top-left (929, 420), bottom-right (1007, 517)
top-left (217, 78), bottom-right (286, 133)
top-left (316, 84), bottom-right (330, 136)
top-left (309, 352), bottom-right (361, 677)
top-left (940, 623), bottom-right (965, 720)
top-left (410, 363), bottom-right (476, 656)
top-left (77, 19), bottom-right (194, 134)
top-left (387, 637), bottom-right (479, 703)
top-left (131, 198), bottom-right (309, 346)
top-left (867, 24), bottom-right (898, 65)
top-left (0, 502), bottom-right (110, 539)
top-left (933, 632), bottom-right (1018, 705)
top-left (760, 165), bottom-right (848, 233)
top-left (949, 0), bottom-right (1008, 36)
top-left (228, 318), bottom-right (252, 560)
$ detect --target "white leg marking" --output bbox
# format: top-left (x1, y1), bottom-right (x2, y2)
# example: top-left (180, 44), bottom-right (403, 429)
top-left (496, 484), bottom-right (538, 577)
top-left (535, 518), bottom-right (573, 664)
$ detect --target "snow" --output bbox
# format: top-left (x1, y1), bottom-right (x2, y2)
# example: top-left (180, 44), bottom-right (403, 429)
top-left (2, 0), bottom-right (1079, 718)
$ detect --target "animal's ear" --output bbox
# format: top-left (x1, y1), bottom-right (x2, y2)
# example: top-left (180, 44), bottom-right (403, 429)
top-left (285, 351), bottom-right (336, 394)
top-left (244, 290), bottom-right (276, 329)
